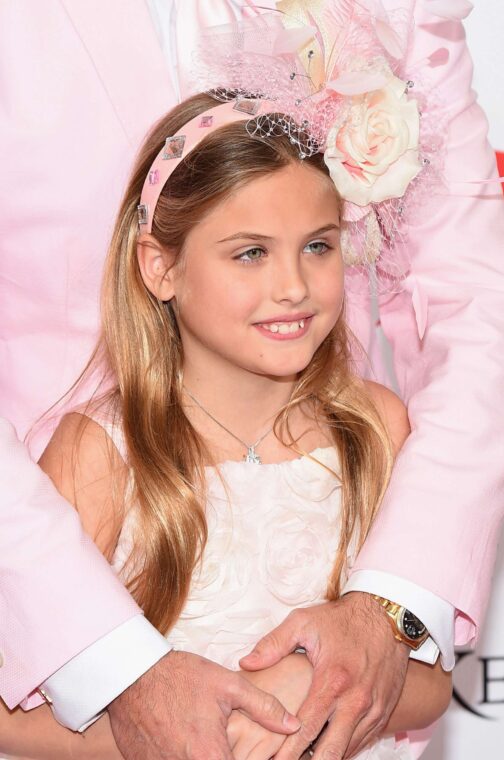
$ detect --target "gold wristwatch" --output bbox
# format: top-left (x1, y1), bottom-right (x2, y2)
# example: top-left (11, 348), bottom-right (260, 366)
top-left (372, 596), bottom-right (429, 650)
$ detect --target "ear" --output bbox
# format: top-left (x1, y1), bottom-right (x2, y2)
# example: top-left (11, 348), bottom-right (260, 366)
top-left (137, 234), bottom-right (177, 301)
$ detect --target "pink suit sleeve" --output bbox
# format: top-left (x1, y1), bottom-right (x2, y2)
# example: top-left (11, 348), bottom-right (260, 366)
top-left (0, 418), bottom-right (140, 709)
top-left (0, 0), bottom-right (172, 709)
top-left (353, 4), bottom-right (504, 644)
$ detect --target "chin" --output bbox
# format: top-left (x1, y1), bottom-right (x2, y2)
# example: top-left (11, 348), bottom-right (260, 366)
top-left (258, 355), bottom-right (314, 379)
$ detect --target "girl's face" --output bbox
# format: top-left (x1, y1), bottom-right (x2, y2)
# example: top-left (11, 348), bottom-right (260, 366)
top-left (170, 162), bottom-right (344, 382)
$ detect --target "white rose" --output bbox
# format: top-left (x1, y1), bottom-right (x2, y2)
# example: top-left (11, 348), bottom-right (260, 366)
top-left (324, 76), bottom-right (421, 206)
top-left (259, 511), bottom-right (333, 605)
top-left (184, 524), bottom-right (253, 617)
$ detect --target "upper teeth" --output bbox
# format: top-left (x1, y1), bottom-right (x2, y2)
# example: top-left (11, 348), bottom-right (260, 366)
top-left (261, 319), bottom-right (305, 334)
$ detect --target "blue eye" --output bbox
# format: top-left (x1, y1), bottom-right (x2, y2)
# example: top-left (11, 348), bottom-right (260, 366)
top-left (236, 247), bottom-right (266, 264)
top-left (304, 240), bottom-right (330, 255)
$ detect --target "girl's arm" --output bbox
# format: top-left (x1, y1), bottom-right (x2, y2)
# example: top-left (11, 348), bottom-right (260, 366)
top-left (385, 658), bottom-right (452, 735)
top-left (38, 412), bottom-right (128, 561)
top-left (0, 414), bottom-right (125, 759)
top-left (0, 701), bottom-right (122, 760)
top-left (227, 654), bottom-right (312, 760)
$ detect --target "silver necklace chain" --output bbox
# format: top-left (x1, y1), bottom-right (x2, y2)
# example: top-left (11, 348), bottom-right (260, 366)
top-left (183, 386), bottom-right (273, 464)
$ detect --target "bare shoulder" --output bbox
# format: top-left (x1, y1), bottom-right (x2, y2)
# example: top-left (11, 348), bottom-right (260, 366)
top-left (363, 380), bottom-right (411, 455)
top-left (39, 412), bottom-right (127, 558)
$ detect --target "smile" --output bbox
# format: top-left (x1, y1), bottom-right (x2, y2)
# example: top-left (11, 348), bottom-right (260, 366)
top-left (254, 315), bottom-right (313, 341)
top-left (261, 319), bottom-right (305, 334)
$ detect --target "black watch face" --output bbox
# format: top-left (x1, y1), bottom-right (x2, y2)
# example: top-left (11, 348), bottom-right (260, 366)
top-left (400, 609), bottom-right (427, 640)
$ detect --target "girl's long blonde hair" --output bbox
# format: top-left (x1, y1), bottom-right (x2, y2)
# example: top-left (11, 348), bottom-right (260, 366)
top-left (87, 93), bottom-right (392, 633)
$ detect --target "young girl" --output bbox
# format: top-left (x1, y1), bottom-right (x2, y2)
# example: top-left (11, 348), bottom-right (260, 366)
top-left (0, 92), bottom-right (451, 760)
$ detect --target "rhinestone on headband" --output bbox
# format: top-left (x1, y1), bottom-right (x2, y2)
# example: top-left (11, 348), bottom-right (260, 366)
top-left (148, 169), bottom-right (160, 185)
top-left (163, 135), bottom-right (186, 160)
top-left (137, 204), bottom-right (149, 225)
top-left (233, 98), bottom-right (261, 116)
top-left (199, 115), bottom-right (214, 127)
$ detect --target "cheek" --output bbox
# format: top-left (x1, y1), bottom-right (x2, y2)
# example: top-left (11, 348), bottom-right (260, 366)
top-left (175, 259), bottom-right (219, 308)
top-left (223, 280), bottom-right (262, 320)
top-left (315, 262), bottom-right (345, 320)
top-left (175, 263), bottom-right (261, 329)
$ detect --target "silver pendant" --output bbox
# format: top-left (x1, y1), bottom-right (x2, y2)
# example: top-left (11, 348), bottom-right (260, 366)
top-left (244, 446), bottom-right (261, 464)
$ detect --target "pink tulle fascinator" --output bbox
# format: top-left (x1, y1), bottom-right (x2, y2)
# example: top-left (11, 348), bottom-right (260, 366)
top-left (189, 0), bottom-right (448, 293)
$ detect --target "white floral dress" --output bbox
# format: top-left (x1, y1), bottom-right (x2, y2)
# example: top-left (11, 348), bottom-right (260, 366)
top-left (99, 414), bottom-right (414, 760)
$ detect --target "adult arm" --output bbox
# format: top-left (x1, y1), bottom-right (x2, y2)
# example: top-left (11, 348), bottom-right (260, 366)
top-left (0, 417), bottom-right (150, 718)
top-left (241, 4), bottom-right (504, 758)
top-left (353, 0), bottom-right (504, 650)
top-left (0, 414), bottom-right (300, 760)
top-left (0, 0), bottom-right (175, 731)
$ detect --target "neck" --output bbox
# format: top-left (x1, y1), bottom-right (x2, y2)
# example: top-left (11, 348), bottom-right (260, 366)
top-left (182, 360), bottom-right (297, 441)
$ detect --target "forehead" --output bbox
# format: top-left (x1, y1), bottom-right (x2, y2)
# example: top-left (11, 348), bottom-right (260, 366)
top-left (192, 163), bottom-right (340, 239)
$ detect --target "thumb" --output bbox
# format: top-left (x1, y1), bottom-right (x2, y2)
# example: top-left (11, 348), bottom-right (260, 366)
top-left (239, 617), bottom-right (300, 670)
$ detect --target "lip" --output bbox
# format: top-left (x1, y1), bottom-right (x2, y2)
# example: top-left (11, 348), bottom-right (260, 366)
top-left (255, 312), bottom-right (314, 325)
top-left (253, 314), bottom-right (314, 341)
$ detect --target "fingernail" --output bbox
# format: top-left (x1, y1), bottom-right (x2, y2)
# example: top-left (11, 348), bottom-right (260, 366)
top-left (284, 713), bottom-right (301, 731)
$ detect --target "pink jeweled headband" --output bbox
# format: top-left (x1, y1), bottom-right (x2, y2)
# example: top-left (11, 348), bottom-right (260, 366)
top-left (137, 97), bottom-right (277, 233)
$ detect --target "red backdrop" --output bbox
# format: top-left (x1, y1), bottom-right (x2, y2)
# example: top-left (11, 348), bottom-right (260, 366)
top-left (497, 151), bottom-right (504, 186)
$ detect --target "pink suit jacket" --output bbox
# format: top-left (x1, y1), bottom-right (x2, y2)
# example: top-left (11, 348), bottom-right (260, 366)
top-left (0, 0), bottom-right (503, 709)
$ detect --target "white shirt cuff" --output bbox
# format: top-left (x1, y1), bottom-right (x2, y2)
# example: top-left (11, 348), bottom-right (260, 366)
top-left (41, 615), bottom-right (171, 731)
top-left (342, 570), bottom-right (456, 671)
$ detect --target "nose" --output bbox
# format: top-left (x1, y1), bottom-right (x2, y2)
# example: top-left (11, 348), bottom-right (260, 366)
top-left (271, 253), bottom-right (309, 305)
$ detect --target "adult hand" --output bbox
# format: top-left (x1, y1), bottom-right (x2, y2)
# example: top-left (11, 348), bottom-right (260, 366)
top-left (239, 592), bottom-right (410, 760)
top-left (108, 650), bottom-right (301, 760)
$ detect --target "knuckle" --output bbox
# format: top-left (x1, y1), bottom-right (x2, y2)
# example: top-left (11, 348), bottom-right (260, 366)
top-left (226, 672), bottom-right (247, 700)
top-left (255, 632), bottom-right (272, 649)
top-left (288, 607), bottom-right (307, 626)
top-left (254, 630), bottom-right (281, 655)
top-left (368, 693), bottom-right (394, 725)
top-left (350, 687), bottom-right (373, 715)
top-left (363, 711), bottom-right (380, 731)
top-left (259, 691), bottom-right (280, 716)
top-left (262, 631), bottom-right (282, 651)
top-left (319, 745), bottom-right (342, 760)
top-left (374, 712), bottom-right (389, 735)
top-left (288, 606), bottom-right (303, 620)
top-left (366, 703), bottom-right (385, 726)
top-left (299, 716), bottom-right (324, 743)
top-left (327, 666), bottom-right (352, 695)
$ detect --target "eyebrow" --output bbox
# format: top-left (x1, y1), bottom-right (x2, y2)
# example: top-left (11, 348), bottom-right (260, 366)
top-left (217, 223), bottom-right (340, 244)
